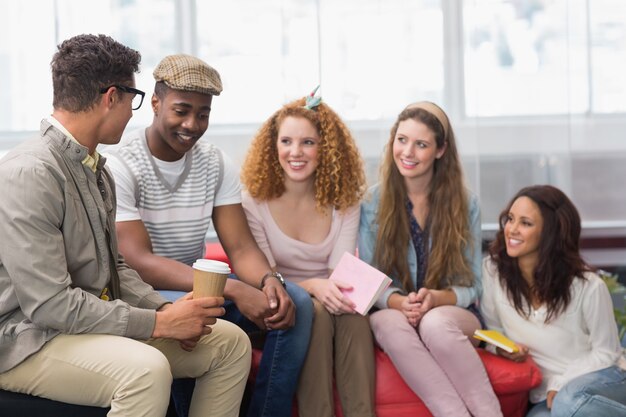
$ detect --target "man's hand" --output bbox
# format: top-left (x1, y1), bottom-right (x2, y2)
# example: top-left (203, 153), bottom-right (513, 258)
top-left (178, 336), bottom-right (201, 352)
top-left (153, 293), bottom-right (225, 341)
top-left (308, 278), bottom-right (356, 315)
top-left (230, 281), bottom-right (274, 329)
top-left (262, 277), bottom-right (295, 330)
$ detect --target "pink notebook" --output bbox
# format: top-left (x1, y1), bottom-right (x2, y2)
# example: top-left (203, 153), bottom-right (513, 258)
top-left (329, 252), bottom-right (392, 315)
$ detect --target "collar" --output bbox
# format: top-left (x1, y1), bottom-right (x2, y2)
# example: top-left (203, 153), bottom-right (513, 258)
top-left (46, 116), bottom-right (100, 173)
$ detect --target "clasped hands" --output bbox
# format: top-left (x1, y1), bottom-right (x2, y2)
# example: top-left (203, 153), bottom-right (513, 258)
top-left (401, 288), bottom-right (433, 327)
top-left (232, 279), bottom-right (296, 331)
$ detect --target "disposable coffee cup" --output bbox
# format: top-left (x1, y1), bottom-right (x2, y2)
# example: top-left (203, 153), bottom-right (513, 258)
top-left (192, 259), bottom-right (230, 299)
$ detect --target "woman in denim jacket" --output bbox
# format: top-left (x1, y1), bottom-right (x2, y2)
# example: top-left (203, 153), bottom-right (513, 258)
top-left (358, 102), bottom-right (502, 417)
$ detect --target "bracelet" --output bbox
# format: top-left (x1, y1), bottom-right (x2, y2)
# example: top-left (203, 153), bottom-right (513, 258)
top-left (259, 271), bottom-right (286, 289)
top-left (259, 271), bottom-right (272, 289)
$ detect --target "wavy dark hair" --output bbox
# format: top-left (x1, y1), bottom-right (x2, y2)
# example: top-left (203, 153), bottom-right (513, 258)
top-left (374, 104), bottom-right (473, 292)
top-left (51, 34), bottom-right (141, 112)
top-left (488, 185), bottom-right (592, 322)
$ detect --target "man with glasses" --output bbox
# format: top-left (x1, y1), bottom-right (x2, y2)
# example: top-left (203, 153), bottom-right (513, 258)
top-left (0, 34), bottom-right (251, 417)
top-left (105, 54), bottom-right (314, 417)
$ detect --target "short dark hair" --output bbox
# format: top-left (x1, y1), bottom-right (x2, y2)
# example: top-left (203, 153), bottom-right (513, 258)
top-left (154, 81), bottom-right (170, 99)
top-left (51, 34), bottom-right (141, 112)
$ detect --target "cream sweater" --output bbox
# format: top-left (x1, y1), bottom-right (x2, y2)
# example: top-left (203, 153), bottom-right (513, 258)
top-left (241, 192), bottom-right (359, 282)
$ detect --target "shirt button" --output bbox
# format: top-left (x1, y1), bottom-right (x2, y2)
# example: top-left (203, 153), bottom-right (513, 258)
top-left (75, 149), bottom-right (81, 153)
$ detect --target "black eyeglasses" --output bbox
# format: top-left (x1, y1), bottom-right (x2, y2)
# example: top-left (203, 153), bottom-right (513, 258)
top-left (99, 84), bottom-right (145, 110)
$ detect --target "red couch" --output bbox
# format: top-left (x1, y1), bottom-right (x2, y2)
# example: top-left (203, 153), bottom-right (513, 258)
top-left (205, 243), bottom-right (543, 417)
top-left (247, 348), bottom-right (541, 417)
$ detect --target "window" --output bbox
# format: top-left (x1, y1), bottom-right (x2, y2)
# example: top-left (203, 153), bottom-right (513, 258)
top-left (0, 2), bottom-right (56, 131)
top-left (1, 0), bottom-right (625, 239)
top-left (589, 0), bottom-right (626, 113)
top-left (0, 0), bottom-right (177, 132)
top-left (195, 0), bottom-right (444, 124)
top-left (463, 0), bottom-right (588, 116)
top-left (319, 0), bottom-right (444, 121)
top-left (463, 0), bottom-right (626, 117)
top-left (195, 0), bottom-right (320, 124)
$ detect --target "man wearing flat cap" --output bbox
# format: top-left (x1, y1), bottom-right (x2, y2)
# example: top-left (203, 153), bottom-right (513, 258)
top-left (106, 54), bottom-right (313, 417)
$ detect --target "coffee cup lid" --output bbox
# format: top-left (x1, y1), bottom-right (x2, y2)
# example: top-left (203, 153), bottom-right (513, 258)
top-left (192, 259), bottom-right (231, 274)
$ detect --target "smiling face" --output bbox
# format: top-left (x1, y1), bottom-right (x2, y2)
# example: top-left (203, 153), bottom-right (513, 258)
top-left (276, 116), bottom-right (320, 185)
top-left (392, 118), bottom-right (446, 185)
top-left (504, 196), bottom-right (544, 269)
top-left (148, 88), bottom-right (213, 161)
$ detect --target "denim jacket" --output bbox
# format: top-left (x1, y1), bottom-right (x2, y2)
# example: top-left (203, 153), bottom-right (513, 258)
top-left (358, 183), bottom-right (483, 309)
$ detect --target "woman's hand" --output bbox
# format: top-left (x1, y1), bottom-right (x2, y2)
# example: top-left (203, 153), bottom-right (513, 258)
top-left (398, 292), bottom-right (419, 327)
top-left (496, 343), bottom-right (529, 362)
top-left (307, 278), bottom-right (356, 315)
top-left (414, 287), bottom-right (434, 314)
top-left (229, 281), bottom-right (274, 329)
top-left (546, 390), bottom-right (557, 409)
top-left (401, 288), bottom-right (434, 326)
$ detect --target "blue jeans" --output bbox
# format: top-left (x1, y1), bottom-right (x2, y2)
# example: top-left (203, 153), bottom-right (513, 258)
top-left (160, 281), bottom-right (314, 417)
top-left (526, 365), bottom-right (626, 417)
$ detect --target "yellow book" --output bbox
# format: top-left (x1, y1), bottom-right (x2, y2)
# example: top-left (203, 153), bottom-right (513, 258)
top-left (473, 329), bottom-right (519, 353)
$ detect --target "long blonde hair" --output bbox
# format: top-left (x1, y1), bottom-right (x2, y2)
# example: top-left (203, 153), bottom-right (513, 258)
top-left (374, 104), bottom-right (473, 292)
top-left (241, 97), bottom-right (365, 211)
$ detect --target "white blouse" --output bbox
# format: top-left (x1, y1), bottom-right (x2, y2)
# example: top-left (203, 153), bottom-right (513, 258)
top-left (481, 258), bottom-right (625, 403)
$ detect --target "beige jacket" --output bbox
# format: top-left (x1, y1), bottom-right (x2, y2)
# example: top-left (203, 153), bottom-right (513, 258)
top-left (0, 121), bottom-right (169, 373)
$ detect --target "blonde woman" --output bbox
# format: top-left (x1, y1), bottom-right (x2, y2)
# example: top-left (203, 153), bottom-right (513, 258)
top-left (358, 102), bottom-right (502, 416)
top-left (241, 89), bottom-right (375, 417)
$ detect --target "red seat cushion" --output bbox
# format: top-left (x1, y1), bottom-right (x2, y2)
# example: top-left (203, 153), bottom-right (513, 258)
top-left (204, 242), bottom-right (231, 268)
top-left (249, 347), bottom-right (542, 417)
top-left (479, 349), bottom-right (543, 395)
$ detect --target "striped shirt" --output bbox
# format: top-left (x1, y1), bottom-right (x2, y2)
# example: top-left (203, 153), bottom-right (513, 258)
top-left (106, 129), bottom-right (241, 266)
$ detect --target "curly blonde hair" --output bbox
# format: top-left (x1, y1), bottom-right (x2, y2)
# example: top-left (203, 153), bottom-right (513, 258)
top-left (241, 97), bottom-right (366, 212)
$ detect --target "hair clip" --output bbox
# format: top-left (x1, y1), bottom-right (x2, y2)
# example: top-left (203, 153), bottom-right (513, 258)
top-left (304, 85), bottom-right (322, 110)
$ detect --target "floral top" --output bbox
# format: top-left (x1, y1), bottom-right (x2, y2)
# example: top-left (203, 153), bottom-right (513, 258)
top-left (406, 199), bottom-right (428, 289)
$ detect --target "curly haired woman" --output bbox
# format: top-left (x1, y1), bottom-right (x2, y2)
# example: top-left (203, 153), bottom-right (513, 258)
top-left (358, 102), bottom-right (502, 416)
top-left (483, 185), bottom-right (626, 417)
top-left (241, 88), bottom-right (375, 417)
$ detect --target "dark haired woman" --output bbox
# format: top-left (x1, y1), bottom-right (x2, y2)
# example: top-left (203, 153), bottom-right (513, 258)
top-left (482, 184), bottom-right (626, 417)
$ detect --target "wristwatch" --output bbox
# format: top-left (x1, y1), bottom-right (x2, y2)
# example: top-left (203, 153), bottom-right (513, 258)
top-left (260, 271), bottom-right (286, 289)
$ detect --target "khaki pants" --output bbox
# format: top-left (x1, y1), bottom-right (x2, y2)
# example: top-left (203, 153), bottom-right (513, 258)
top-left (297, 298), bottom-right (376, 417)
top-left (0, 319), bottom-right (251, 417)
